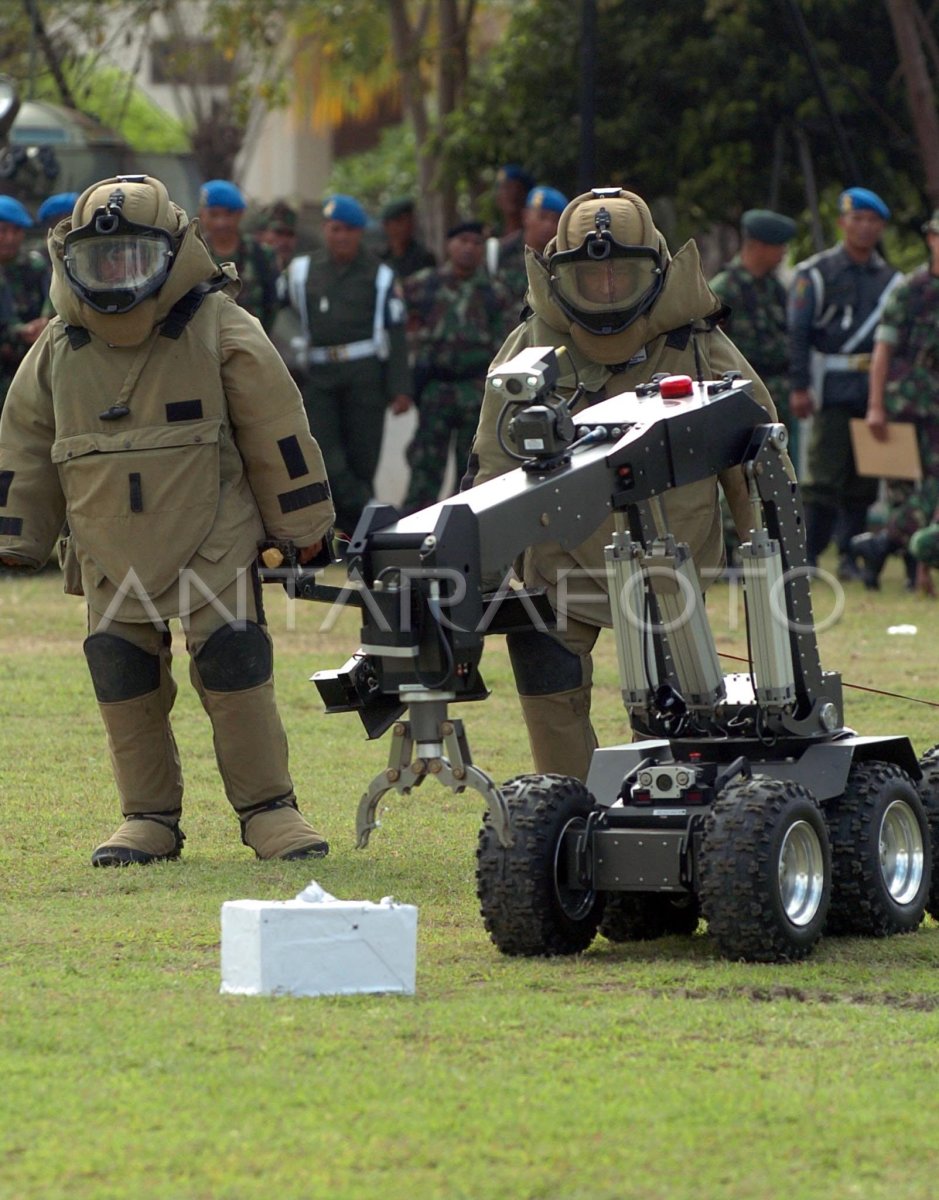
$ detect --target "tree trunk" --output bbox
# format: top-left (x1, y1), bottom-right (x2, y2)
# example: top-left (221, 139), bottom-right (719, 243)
top-left (21, 0), bottom-right (78, 109)
top-left (885, 0), bottom-right (939, 207)
top-left (389, 0), bottom-right (454, 255)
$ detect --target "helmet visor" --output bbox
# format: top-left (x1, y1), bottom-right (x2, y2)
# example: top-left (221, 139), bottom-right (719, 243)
top-left (550, 235), bottom-right (663, 335)
top-left (65, 225), bottom-right (173, 313)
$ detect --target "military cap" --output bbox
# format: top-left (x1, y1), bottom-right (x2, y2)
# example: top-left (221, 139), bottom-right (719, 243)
top-left (381, 197), bottom-right (416, 222)
top-left (446, 219), bottom-right (484, 239)
top-left (498, 164), bottom-right (535, 191)
top-left (37, 191), bottom-right (79, 224)
top-left (922, 210), bottom-right (939, 235)
top-left (199, 179), bottom-right (247, 211)
top-left (322, 194), bottom-right (367, 228)
top-left (266, 200), bottom-right (297, 232)
top-left (741, 208), bottom-right (796, 245)
top-left (0, 195), bottom-right (33, 228)
top-left (839, 187), bottom-right (890, 221)
top-left (526, 185), bottom-right (568, 215)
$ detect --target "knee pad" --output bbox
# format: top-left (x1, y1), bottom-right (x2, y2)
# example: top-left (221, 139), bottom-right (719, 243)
top-left (84, 633), bottom-right (161, 703)
top-left (506, 628), bottom-right (585, 696)
top-left (193, 621), bottom-right (273, 692)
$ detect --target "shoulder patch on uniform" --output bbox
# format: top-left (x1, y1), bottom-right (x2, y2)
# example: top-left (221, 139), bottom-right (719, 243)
top-left (0, 517), bottom-right (24, 536)
top-left (0, 470), bottom-right (13, 507)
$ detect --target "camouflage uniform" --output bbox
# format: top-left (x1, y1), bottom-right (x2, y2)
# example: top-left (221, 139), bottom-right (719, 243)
top-left (403, 263), bottom-right (513, 512)
top-left (486, 230), bottom-right (528, 319)
top-left (909, 517), bottom-right (939, 568)
top-left (207, 237), bottom-right (280, 332)
top-left (382, 239), bottom-right (436, 281)
top-left (0, 247), bottom-right (50, 412)
top-left (876, 266), bottom-right (939, 551)
top-left (710, 255), bottom-right (796, 465)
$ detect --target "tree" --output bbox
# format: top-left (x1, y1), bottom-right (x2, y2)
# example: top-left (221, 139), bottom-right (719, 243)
top-left (276, 0), bottom-right (500, 252)
top-left (440, 0), bottom-right (934, 248)
top-left (2, 0), bottom-right (288, 179)
top-left (885, 0), bottom-right (939, 208)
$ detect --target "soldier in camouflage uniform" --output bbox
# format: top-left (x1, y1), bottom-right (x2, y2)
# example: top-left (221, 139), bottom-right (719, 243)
top-left (486, 185), bottom-right (567, 317)
top-left (403, 221), bottom-right (513, 512)
top-left (0, 195), bottom-right (50, 415)
top-left (198, 179), bottom-right (280, 332)
top-left (851, 210), bottom-right (939, 592)
top-left (379, 198), bottom-right (436, 280)
top-left (255, 199), bottom-right (299, 272)
top-left (710, 209), bottom-right (797, 464)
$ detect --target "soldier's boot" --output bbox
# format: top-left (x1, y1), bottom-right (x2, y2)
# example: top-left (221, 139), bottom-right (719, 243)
top-left (804, 502), bottom-right (837, 569)
top-left (835, 505), bottom-right (870, 581)
top-left (904, 552), bottom-right (919, 591)
top-left (849, 530), bottom-right (901, 591)
top-left (507, 629), bottom-right (597, 783)
top-left (84, 633), bottom-right (185, 867)
top-left (191, 622), bottom-right (328, 860)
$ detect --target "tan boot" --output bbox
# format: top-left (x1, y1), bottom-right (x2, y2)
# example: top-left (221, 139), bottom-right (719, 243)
top-left (91, 814), bottom-right (184, 867)
top-left (239, 799), bottom-right (329, 860)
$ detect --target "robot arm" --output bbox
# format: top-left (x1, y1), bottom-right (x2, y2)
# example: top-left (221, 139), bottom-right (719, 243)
top-left (303, 348), bottom-right (842, 846)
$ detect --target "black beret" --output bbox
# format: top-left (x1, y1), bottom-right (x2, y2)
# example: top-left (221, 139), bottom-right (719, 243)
top-left (741, 209), bottom-right (796, 245)
top-left (381, 197), bottom-right (416, 221)
top-left (446, 220), bottom-right (484, 239)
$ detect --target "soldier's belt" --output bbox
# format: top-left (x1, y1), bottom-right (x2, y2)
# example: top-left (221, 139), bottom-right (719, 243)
top-left (308, 338), bottom-right (379, 364)
top-left (823, 352), bottom-right (872, 372)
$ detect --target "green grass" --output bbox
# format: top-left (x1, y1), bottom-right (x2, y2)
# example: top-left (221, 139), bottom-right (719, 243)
top-left (3, 555), bottom-right (939, 1200)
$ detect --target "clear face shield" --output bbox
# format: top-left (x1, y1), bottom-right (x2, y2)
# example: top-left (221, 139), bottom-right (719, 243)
top-left (549, 208), bottom-right (664, 335)
top-left (64, 191), bottom-right (174, 314)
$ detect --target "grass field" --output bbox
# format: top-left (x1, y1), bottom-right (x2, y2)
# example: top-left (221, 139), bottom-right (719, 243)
top-left (3, 555), bottom-right (939, 1200)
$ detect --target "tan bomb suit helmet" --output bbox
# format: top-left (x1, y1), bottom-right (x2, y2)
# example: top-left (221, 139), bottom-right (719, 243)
top-left (61, 175), bottom-right (186, 345)
top-left (545, 188), bottom-right (670, 365)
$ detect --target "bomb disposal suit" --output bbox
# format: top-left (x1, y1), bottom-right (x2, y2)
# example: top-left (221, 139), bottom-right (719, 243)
top-left (0, 176), bottom-right (336, 865)
top-left (466, 189), bottom-right (785, 780)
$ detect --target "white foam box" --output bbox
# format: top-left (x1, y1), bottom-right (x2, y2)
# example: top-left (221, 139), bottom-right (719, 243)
top-left (220, 898), bottom-right (418, 997)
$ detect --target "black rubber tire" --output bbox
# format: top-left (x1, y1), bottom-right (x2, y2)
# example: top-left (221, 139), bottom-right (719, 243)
top-left (599, 893), bottom-right (700, 942)
top-left (916, 745), bottom-right (939, 922)
top-left (476, 773), bottom-right (604, 957)
top-left (699, 775), bottom-right (831, 963)
top-left (824, 762), bottom-right (931, 936)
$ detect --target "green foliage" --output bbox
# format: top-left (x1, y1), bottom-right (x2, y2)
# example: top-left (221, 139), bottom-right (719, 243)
top-left (62, 63), bottom-right (190, 154)
top-left (326, 123), bottom-right (420, 215)
top-left (3, 560), bottom-right (939, 1197)
top-left (442, 0), bottom-right (929, 247)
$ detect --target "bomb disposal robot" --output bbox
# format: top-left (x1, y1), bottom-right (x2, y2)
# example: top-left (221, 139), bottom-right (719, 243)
top-left (295, 347), bottom-right (939, 963)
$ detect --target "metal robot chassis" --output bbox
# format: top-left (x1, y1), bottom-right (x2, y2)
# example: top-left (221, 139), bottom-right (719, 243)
top-left (275, 351), bottom-right (939, 963)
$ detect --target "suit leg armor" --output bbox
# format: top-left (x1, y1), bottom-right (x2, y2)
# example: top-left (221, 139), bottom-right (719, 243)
top-left (84, 632), bottom-right (185, 866)
top-left (190, 621), bottom-right (328, 859)
top-left (506, 628), bottom-right (598, 783)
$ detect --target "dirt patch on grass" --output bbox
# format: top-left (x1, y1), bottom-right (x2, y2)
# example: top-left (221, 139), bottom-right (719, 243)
top-left (644, 983), bottom-right (939, 1010)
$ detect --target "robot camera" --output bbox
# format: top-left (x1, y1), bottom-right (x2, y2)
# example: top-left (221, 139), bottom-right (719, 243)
top-left (487, 346), bottom-right (564, 403)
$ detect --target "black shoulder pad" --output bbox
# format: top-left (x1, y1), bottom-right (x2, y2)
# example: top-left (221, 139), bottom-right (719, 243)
top-left (160, 276), bottom-right (228, 340)
top-left (65, 325), bottom-right (91, 349)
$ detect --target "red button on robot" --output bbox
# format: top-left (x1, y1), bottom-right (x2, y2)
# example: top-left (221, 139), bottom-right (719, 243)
top-left (659, 375), bottom-right (694, 399)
